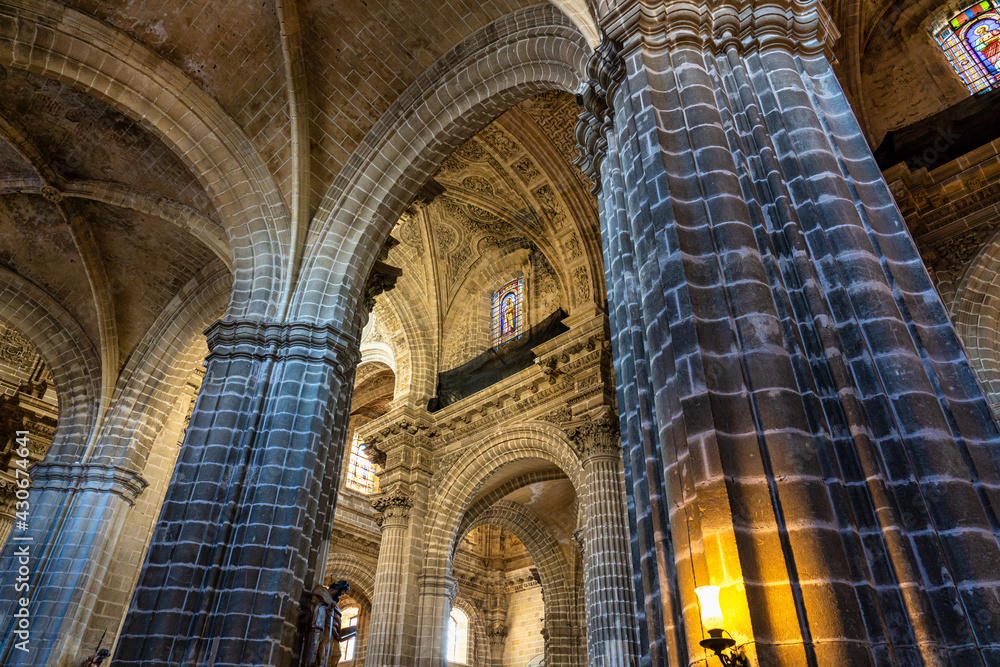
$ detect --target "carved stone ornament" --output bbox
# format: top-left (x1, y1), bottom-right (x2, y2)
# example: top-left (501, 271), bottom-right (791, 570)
top-left (487, 621), bottom-right (508, 645)
top-left (362, 261), bottom-right (403, 314)
top-left (370, 486), bottom-right (412, 529)
top-left (359, 439), bottom-right (387, 467)
top-left (566, 409), bottom-right (621, 461)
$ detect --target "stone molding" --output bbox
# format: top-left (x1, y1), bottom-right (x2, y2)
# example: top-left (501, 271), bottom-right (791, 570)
top-left (30, 461), bottom-right (148, 505)
top-left (204, 318), bottom-right (360, 372)
top-left (574, 36), bottom-right (625, 194)
top-left (601, 0), bottom-right (839, 58)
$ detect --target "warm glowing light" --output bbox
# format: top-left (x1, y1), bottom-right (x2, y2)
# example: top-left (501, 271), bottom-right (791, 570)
top-left (695, 586), bottom-right (725, 630)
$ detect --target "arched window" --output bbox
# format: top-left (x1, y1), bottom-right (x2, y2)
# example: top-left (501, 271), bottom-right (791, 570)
top-left (935, 1), bottom-right (1000, 93)
top-left (345, 433), bottom-right (376, 494)
top-left (340, 607), bottom-right (359, 661)
top-left (491, 277), bottom-right (524, 348)
top-left (447, 607), bottom-right (469, 664)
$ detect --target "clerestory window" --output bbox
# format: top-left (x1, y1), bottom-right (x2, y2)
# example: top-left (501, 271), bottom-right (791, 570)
top-left (935, 1), bottom-right (1000, 93)
top-left (490, 277), bottom-right (524, 349)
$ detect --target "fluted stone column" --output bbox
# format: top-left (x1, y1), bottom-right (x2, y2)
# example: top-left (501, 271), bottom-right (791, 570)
top-left (582, 1), bottom-right (1000, 665)
top-left (365, 486), bottom-right (414, 665)
top-left (113, 319), bottom-right (359, 666)
top-left (569, 410), bottom-right (639, 666)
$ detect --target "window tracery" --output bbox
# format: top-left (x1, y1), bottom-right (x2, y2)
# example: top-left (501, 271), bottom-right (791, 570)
top-left (491, 278), bottom-right (524, 348)
top-left (935, 1), bottom-right (1000, 93)
top-left (345, 433), bottom-right (376, 494)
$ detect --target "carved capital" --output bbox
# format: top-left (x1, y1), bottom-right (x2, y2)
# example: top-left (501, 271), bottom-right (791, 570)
top-left (204, 319), bottom-right (360, 377)
top-left (486, 621), bottom-right (508, 646)
top-left (0, 480), bottom-right (16, 516)
top-left (604, 0), bottom-right (838, 60)
top-left (370, 486), bottom-right (412, 529)
top-left (567, 409), bottom-right (621, 462)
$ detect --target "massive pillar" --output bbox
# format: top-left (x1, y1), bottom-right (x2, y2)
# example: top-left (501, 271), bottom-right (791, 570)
top-left (582, 1), bottom-right (1000, 665)
top-left (113, 319), bottom-right (358, 666)
top-left (570, 409), bottom-right (640, 666)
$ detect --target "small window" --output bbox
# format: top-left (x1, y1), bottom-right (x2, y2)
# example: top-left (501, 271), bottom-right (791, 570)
top-left (935, 1), bottom-right (1000, 93)
top-left (341, 607), bottom-right (359, 661)
top-left (345, 433), bottom-right (376, 494)
top-left (491, 278), bottom-right (524, 348)
top-left (447, 608), bottom-right (469, 664)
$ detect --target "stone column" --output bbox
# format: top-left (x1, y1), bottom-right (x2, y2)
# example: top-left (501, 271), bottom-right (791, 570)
top-left (112, 319), bottom-right (359, 666)
top-left (0, 462), bottom-right (147, 666)
top-left (365, 486), bottom-right (413, 665)
top-left (569, 410), bottom-right (639, 666)
top-left (583, 1), bottom-right (1000, 665)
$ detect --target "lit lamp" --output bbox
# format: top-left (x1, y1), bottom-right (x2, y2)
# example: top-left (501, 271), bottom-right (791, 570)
top-left (694, 586), bottom-right (748, 667)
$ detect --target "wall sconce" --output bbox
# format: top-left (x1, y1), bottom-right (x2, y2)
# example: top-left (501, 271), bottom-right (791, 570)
top-left (694, 586), bottom-right (748, 667)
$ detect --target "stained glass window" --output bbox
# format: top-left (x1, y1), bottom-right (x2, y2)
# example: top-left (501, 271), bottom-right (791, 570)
top-left (491, 277), bottom-right (524, 348)
top-left (345, 433), bottom-right (376, 494)
top-left (935, 1), bottom-right (1000, 93)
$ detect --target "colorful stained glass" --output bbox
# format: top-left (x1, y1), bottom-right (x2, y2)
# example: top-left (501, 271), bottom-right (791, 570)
top-left (345, 433), bottom-right (376, 494)
top-left (937, 1), bottom-right (1000, 93)
top-left (490, 278), bottom-right (524, 348)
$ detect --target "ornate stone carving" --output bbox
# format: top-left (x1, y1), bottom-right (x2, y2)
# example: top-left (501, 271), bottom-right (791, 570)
top-left (370, 487), bottom-right (412, 529)
top-left (486, 622), bottom-right (508, 646)
top-left (566, 410), bottom-right (621, 461)
top-left (39, 185), bottom-right (62, 203)
top-left (359, 439), bottom-right (386, 467)
top-left (362, 261), bottom-right (403, 315)
top-left (0, 326), bottom-right (37, 369)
